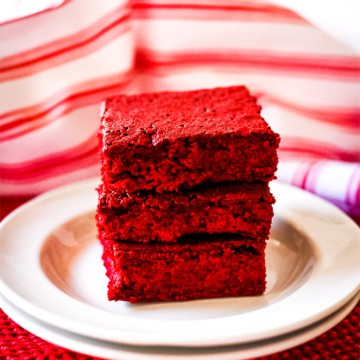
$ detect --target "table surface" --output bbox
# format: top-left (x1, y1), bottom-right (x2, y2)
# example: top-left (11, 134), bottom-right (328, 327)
top-left (0, 196), bottom-right (359, 360)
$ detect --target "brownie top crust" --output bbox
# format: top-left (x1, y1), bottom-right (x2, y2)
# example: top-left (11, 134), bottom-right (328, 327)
top-left (101, 86), bottom-right (271, 147)
top-left (100, 85), bottom-right (280, 193)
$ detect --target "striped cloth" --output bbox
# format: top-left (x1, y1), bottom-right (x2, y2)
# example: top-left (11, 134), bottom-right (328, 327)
top-left (1, 0), bottom-right (359, 217)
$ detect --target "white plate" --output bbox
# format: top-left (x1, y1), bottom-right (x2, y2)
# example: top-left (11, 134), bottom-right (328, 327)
top-left (0, 291), bottom-right (358, 360)
top-left (0, 179), bottom-right (359, 347)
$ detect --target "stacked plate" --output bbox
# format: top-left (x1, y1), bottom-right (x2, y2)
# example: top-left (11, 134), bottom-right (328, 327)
top-left (0, 178), bottom-right (359, 360)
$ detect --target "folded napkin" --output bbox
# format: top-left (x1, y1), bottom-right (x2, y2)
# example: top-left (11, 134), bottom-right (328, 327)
top-left (0, 0), bottom-right (359, 217)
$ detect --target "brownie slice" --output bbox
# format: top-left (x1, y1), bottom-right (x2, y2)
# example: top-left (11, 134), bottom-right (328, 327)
top-left (100, 86), bottom-right (280, 194)
top-left (100, 235), bottom-right (266, 303)
top-left (97, 182), bottom-right (274, 243)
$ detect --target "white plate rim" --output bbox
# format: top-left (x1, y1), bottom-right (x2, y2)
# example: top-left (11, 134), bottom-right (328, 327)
top-left (0, 178), bottom-right (359, 347)
top-left (0, 291), bottom-right (358, 360)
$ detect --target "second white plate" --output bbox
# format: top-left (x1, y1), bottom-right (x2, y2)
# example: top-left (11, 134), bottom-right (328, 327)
top-left (0, 178), bottom-right (359, 347)
top-left (1, 292), bottom-right (358, 360)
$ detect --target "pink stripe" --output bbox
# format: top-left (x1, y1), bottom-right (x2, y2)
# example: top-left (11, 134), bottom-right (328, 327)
top-left (279, 138), bottom-right (359, 162)
top-left (0, 10), bottom-right (130, 81)
top-left (0, 71), bottom-right (133, 140)
top-left (306, 161), bottom-right (325, 193)
top-left (259, 95), bottom-right (360, 130)
top-left (346, 166), bottom-right (360, 205)
top-left (131, 1), bottom-right (307, 23)
top-left (0, 133), bottom-right (98, 181)
top-left (291, 160), bottom-right (317, 189)
top-left (135, 49), bottom-right (360, 80)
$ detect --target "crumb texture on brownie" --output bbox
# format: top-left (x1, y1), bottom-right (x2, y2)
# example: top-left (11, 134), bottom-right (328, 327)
top-left (97, 182), bottom-right (274, 243)
top-left (100, 86), bottom-right (280, 194)
top-left (101, 237), bottom-right (266, 303)
top-left (101, 86), bottom-right (264, 145)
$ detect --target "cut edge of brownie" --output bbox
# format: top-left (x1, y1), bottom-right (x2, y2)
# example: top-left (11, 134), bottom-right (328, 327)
top-left (96, 182), bottom-right (275, 243)
top-left (100, 236), bottom-right (267, 303)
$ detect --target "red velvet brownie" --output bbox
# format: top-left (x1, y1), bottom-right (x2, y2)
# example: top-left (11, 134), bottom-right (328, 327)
top-left (97, 85), bottom-right (279, 303)
top-left (100, 235), bottom-right (266, 303)
top-left (99, 86), bottom-right (279, 195)
top-left (97, 182), bottom-right (275, 243)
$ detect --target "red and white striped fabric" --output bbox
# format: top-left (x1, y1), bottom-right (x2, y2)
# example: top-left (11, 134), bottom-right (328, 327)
top-left (1, 0), bottom-right (359, 217)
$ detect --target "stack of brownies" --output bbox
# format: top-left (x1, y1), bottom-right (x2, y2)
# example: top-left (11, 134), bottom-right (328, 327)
top-left (96, 86), bottom-right (280, 303)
